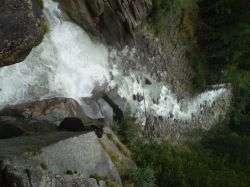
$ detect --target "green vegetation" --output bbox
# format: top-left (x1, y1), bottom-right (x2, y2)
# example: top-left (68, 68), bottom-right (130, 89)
top-left (126, 167), bottom-right (156, 187)
top-left (99, 139), bottom-right (126, 177)
top-left (132, 140), bottom-right (250, 187)
top-left (112, 1), bottom-right (250, 186)
top-left (106, 132), bottom-right (131, 158)
top-left (38, 19), bottom-right (50, 34)
top-left (197, 0), bottom-right (250, 135)
top-left (145, 1), bottom-right (250, 185)
top-left (112, 115), bottom-right (139, 145)
top-left (0, 0), bottom-right (4, 7)
top-left (150, 0), bottom-right (209, 92)
top-left (150, 0), bottom-right (198, 35)
top-left (113, 117), bottom-right (250, 187)
top-left (107, 133), bottom-right (113, 140)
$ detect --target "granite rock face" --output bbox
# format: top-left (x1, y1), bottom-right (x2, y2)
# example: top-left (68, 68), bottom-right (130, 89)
top-left (0, 132), bottom-right (122, 187)
top-left (58, 0), bottom-right (152, 46)
top-left (0, 0), bottom-right (44, 67)
top-left (103, 89), bottom-right (127, 121)
top-left (0, 95), bottom-right (131, 186)
top-left (0, 97), bottom-right (104, 127)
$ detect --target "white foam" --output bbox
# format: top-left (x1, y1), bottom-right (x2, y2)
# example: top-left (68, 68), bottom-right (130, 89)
top-left (111, 67), bottom-right (229, 125)
top-left (0, 0), bottom-right (109, 108)
top-left (0, 0), bottom-right (230, 126)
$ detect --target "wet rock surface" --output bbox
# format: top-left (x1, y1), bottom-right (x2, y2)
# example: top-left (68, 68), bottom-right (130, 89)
top-left (58, 0), bottom-right (152, 46)
top-left (0, 0), bottom-right (44, 67)
top-left (103, 89), bottom-right (127, 121)
top-left (0, 116), bottom-right (57, 139)
top-left (0, 97), bottom-right (104, 128)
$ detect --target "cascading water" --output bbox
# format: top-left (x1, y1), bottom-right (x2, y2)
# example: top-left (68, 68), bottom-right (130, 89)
top-left (0, 0), bottom-right (231, 128)
top-left (0, 0), bottom-right (110, 108)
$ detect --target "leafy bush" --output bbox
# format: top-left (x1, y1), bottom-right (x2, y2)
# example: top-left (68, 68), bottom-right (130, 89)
top-left (114, 115), bottom-right (250, 186)
top-left (112, 115), bottom-right (139, 146)
top-left (131, 140), bottom-right (250, 187)
top-left (127, 167), bottom-right (157, 187)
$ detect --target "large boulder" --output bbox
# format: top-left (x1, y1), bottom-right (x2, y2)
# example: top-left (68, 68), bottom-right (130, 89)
top-left (0, 132), bottom-right (122, 186)
top-left (0, 116), bottom-right (57, 138)
top-left (0, 97), bottom-right (104, 128)
top-left (0, 0), bottom-right (44, 67)
top-left (103, 89), bottom-right (127, 121)
top-left (58, 0), bottom-right (152, 46)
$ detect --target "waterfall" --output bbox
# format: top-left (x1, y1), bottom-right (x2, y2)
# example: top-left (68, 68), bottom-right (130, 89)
top-left (0, 0), bottom-right (110, 108)
top-left (0, 0), bottom-right (231, 127)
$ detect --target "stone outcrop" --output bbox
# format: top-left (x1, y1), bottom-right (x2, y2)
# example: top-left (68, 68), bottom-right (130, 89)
top-left (0, 97), bottom-right (104, 128)
top-left (0, 0), bottom-right (44, 67)
top-left (58, 0), bottom-right (152, 46)
top-left (0, 116), bottom-right (57, 139)
top-left (0, 132), bottom-right (122, 187)
top-left (103, 89), bottom-right (127, 121)
top-left (0, 99), bottom-right (133, 186)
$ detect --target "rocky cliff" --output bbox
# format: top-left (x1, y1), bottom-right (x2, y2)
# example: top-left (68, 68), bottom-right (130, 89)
top-left (58, 0), bottom-right (152, 46)
top-left (0, 0), bottom-right (44, 67)
top-left (0, 96), bottom-right (133, 187)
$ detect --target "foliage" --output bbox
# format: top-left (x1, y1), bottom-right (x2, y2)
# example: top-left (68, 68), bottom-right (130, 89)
top-left (197, 0), bottom-right (250, 153)
top-left (198, 0), bottom-right (250, 66)
top-left (150, 0), bottom-right (198, 35)
top-left (113, 116), bottom-right (250, 187)
top-left (112, 115), bottom-right (139, 146)
top-left (126, 167), bottom-right (157, 187)
top-left (0, 0), bottom-right (4, 7)
top-left (106, 131), bottom-right (131, 157)
top-left (131, 140), bottom-right (250, 187)
top-left (38, 19), bottom-right (50, 34)
top-left (107, 133), bottom-right (113, 140)
top-left (122, 1), bottom-right (250, 186)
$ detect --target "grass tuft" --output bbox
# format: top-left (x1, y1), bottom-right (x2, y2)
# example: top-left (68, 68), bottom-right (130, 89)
top-left (99, 140), bottom-right (126, 177)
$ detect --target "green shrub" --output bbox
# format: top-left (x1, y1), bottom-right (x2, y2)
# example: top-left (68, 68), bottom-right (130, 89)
top-left (107, 133), bottom-right (113, 140)
top-left (127, 167), bottom-right (157, 187)
top-left (131, 140), bottom-right (250, 187)
top-left (38, 19), bottom-right (50, 34)
top-left (112, 115), bottom-right (139, 146)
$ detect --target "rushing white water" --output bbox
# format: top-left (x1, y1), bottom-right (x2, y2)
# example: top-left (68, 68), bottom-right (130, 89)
top-left (0, 0), bottom-right (231, 127)
top-left (0, 0), bottom-right (110, 108)
top-left (115, 74), bottom-right (229, 125)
